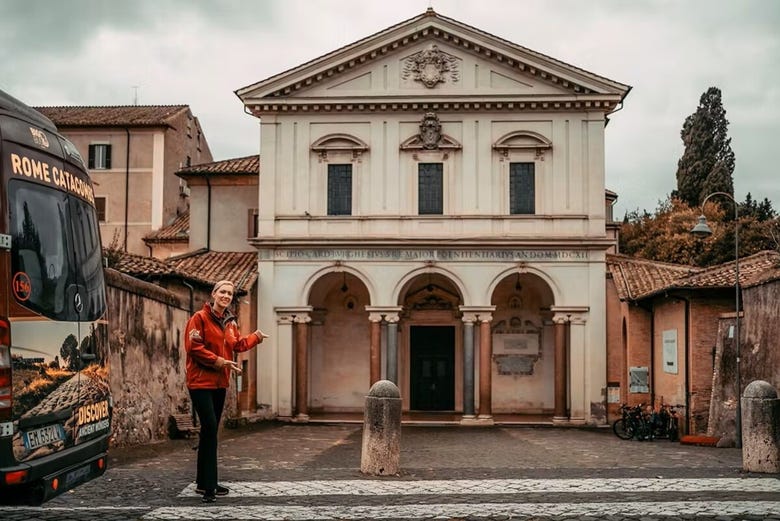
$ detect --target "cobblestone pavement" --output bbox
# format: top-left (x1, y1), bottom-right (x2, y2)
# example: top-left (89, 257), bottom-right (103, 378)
top-left (2, 422), bottom-right (779, 520)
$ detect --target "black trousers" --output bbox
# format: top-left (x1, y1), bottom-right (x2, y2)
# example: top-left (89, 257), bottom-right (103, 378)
top-left (189, 388), bottom-right (226, 492)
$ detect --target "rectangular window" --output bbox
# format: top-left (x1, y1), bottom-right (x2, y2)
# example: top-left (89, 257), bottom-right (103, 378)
top-left (247, 208), bottom-right (259, 237)
top-left (418, 163), bottom-right (443, 215)
top-left (95, 196), bottom-right (107, 222)
top-left (509, 162), bottom-right (535, 214)
top-left (88, 144), bottom-right (112, 170)
top-left (327, 164), bottom-right (352, 216)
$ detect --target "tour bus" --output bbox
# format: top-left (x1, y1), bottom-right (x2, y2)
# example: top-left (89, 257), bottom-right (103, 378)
top-left (0, 89), bottom-right (111, 504)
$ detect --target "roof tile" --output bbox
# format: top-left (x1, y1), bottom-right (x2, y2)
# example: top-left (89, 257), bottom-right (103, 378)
top-left (34, 105), bottom-right (189, 127)
top-left (177, 155), bottom-right (259, 176)
top-left (144, 211), bottom-right (189, 243)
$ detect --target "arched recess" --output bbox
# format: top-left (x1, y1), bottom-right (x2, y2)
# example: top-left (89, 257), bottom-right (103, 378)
top-left (302, 264), bottom-right (376, 305)
top-left (488, 270), bottom-right (557, 415)
top-left (492, 130), bottom-right (552, 160)
top-left (392, 265), bottom-right (468, 306)
top-left (305, 266), bottom-right (373, 413)
top-left (395, 267), bottom-right (466, 413)
top-left (485, 265), bottom-right (562, 305)
top-left (311, 133), bottom-right (369, 162)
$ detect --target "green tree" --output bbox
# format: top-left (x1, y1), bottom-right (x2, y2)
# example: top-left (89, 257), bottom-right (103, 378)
top-left (60, 334), bottom-right (79, 371)
top-left (673, 87), bottom-right (735, 208)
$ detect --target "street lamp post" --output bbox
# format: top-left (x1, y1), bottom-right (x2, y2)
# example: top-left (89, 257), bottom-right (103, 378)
top-left (690, 191), bottom-right (741, 448)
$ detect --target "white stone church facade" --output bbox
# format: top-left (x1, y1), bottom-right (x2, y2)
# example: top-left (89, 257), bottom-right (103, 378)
top-left (237, 9), bottom-right (630, 425)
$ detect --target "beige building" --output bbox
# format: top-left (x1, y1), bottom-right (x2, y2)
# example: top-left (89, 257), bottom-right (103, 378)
top-left (237, 9), bottom-right (630, 425)
top-left (35, 105), bottom-right (213, 256)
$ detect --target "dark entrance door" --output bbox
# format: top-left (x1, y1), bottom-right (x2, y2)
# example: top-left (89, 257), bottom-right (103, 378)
top-left (410, 326), bottom-right (455, 411)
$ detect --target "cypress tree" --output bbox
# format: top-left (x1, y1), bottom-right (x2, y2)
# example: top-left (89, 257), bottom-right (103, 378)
top-left (674, 87), bottom-right (735, 208)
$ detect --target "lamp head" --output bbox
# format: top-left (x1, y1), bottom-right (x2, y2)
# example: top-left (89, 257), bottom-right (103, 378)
top-left (690, 215), bottom-right (713, 238)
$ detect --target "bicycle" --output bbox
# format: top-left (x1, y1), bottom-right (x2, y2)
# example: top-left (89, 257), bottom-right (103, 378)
top-left (649, 403), bottom-right (681, 441)
top-left (613, 403), bottom-right (652, 440)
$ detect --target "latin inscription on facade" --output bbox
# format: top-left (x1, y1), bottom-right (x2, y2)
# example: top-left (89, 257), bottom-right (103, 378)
top-left (259, 249), bottom-right (589, 262)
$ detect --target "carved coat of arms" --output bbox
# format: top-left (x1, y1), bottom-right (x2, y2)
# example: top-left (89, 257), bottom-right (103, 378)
top-left (419, 112), bottom-right (442, 150)
top-left (402, 44), bottom-right (460, 88)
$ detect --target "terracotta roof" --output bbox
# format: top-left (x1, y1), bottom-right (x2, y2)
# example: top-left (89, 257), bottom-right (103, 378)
top-left (34, 105), bottom-right (189, 127)
top-left (675, 250), bottom-right (780, 291)
top-left (167, 250), bottom-right (258, 293)
top-left (112, 251), bottom-right (183, 278)
top-left (607, 254), bottom-right (698, 301)
top-left (608, 250), bottom-right (780, 301)
top-left (144, 211), bottom-right (189, 243)
top-left (177, 155), bottom-right (259, 176)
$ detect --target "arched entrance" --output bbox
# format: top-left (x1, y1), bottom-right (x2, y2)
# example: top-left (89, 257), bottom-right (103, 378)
top-left (490, 272), bottom-right (556, 416)
top-left (306, 271), bottom-right (371, 413)
top-left (398, 273), bottom-right (463, 413)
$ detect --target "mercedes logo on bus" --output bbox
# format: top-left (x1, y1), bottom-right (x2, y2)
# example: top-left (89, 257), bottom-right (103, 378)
top-left (74, 293), bottom-right (83, 313)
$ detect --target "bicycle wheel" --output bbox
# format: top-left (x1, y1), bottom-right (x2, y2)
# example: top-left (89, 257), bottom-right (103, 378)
top-left (668, 418), bottom-right (679, 442)
top-left (613, 419), bottom-right (634, 440)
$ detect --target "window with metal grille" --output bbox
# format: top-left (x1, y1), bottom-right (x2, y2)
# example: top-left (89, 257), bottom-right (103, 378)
top-left (88, 144), bottom-right (111, 169)
top-left (509, 162), bottom-right (535, 214)
top-left (327, 164), bottom-right (352, 215)
top-left (418, 163), bottom-right (443, 215)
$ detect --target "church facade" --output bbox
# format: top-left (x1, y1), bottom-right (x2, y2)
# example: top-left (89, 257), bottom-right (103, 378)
top-left (237, 9), bottom-right (630, 425)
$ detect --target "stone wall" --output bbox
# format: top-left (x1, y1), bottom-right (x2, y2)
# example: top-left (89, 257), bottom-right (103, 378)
top-left (105, 268), bottom-right (192, 447)
top-left (708, 281), bottom-right (780, 441)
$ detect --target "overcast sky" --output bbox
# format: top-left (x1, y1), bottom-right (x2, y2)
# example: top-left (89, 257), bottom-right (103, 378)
top-left (1, 0), bottom-right (778, 218)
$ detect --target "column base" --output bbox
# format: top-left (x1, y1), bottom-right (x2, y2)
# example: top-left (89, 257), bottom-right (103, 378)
top-left (459, 415), bottom-right (479, 425)
top-left (567, 416), bottom-right (586, 425)
top-left (552, 416), bottom-right (570, 425)
top-left (293, 413), bottom-right (310, 423)
top-left (472, 415), bottom-right (494, 426)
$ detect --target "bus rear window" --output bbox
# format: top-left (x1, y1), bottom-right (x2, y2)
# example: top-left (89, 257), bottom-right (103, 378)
top-left (9, 179), bottom-right (106, 321)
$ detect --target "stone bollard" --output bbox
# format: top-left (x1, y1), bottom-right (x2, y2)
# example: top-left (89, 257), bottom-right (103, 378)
top-left (742, 380), bottom-right (780, 473)
top-left (360, 379), bottom-right (401, 476)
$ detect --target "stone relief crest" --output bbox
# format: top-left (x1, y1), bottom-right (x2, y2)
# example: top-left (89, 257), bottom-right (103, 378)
top-left (419, 112), bottom-right (442, 150)
top-left (402, 44), bottom-right (460, 88)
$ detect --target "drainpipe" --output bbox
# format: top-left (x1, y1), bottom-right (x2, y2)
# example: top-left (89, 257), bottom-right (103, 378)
top-left (182, 279), bottom-right (194, 314)
top-left (206, 176), bottom-right (212, 250)
top-left (124, 127), bottom-right (131, 251)
top-left (679, 294), bottom-right (691, 434)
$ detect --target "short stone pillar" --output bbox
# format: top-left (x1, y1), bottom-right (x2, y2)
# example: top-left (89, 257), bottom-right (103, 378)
top-left (360, 379), bottom-right (401, 476)
top-left (742, 380), bottom-right (780, 473)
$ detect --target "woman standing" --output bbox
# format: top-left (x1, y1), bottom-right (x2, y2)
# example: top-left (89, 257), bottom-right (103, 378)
top-left (184, 279), bottom-right (268, 503)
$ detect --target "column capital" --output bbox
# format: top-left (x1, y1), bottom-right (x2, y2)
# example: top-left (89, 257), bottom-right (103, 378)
top-left (477, 313), bottom-right (493, 323)
top-left (368, 312), bottom-right (384, 323)
top-left (461, 313), bottom-right (478, 324)
top-left (552, 314), bottom-right (569, 325)
top-left (294, 314), bottom-right (312, 324)
top-left (385, 312), bottom-right (400, 324)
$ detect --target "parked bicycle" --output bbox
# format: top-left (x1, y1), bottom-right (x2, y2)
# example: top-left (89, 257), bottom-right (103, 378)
top-left (648, 403), bottom-right (681, 441)
top-left (613, 403), bottom-right (682, 441)
top-left (613, 403), bottom-right (651, 441)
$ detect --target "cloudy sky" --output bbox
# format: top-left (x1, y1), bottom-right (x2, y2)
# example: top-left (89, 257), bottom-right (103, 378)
top-left (1, 0), bottom-right (778, 218)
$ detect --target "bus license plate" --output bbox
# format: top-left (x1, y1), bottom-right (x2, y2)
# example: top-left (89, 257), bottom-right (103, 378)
top-left (23, 424), bottom-right (65, 450)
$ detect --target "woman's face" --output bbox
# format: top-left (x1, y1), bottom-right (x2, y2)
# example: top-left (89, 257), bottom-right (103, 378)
top-left (212, 285), bottom-right (234, 312)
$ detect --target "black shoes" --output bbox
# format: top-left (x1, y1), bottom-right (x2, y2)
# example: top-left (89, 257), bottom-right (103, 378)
top-left (201, 491), bottom-right (216, 503)
top-left (196, 484), bottom-right (229, 497)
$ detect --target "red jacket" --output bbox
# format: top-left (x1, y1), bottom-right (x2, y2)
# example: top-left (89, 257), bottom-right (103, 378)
top-left (184, 303), bottom-right (260, 389)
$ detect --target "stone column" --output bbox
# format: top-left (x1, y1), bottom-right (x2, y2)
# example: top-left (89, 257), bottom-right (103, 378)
top-left (568, 315), bottom-right (587, 424)
top-left (385, 312), bottom-right (400, 385)
top-left (461, 313), bottom-right (477, 420)
top-left (274, 312), bottom-right (295, 418)
top-left (294, 314), bottom-right (311, 421)
top-left (369, 313), bottom-right (383, 386)
top-left (477, 313), bottom-right (493, 422)
top-left (553, 314), bottom-right (569, 423)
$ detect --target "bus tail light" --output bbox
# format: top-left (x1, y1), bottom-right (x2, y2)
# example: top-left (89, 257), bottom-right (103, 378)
top-left (0, 317), bottom-right (11, 422)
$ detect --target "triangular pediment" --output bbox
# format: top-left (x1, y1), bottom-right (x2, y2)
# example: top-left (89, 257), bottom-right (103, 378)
top-left (237, 9), bottom-right (630, 114)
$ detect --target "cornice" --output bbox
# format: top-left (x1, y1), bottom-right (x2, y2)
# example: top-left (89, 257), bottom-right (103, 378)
top-left (248, 96), bottom-right (621, 117)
